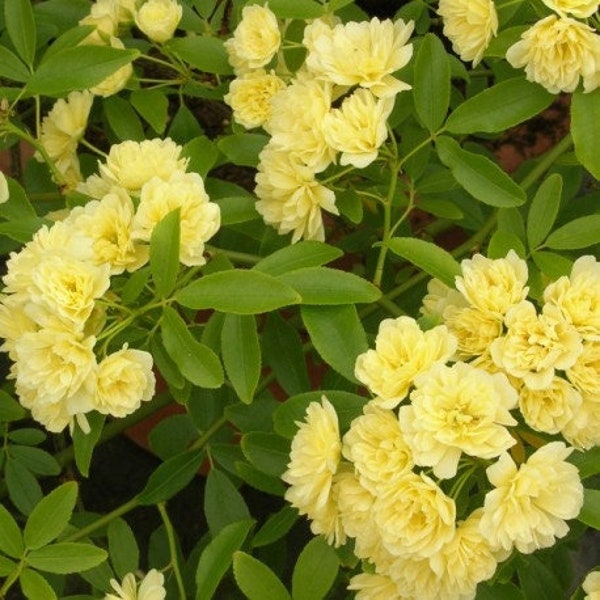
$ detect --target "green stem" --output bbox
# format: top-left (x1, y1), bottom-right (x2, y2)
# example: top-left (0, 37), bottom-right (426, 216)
top-left (158, 503), bottom-right (186, 600)
top-left (0, 558), bottom-right (25, 598)
top-left (79, 137), bottom-right (107, 158)
top-left (518, 132), bottom-right (573, 191)
top-left (190, 414), bottom-right (228, 450)
top-left (205, 245), bottom-right (262, 265)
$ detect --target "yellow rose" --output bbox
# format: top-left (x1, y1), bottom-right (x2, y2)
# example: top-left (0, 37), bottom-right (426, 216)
top-left (224, 70), bottom-right (286, 129)
top-left (567, 341), bottom-right (600, 397)
top-left (133, 171), bottom-right (220, 266)
top-left (0, 172), bottom-right (9, 204)
top-left (224, 4), bottom-right (280, 74)
top-left (135, 0), bottom-right (182, 43)
top-left (583, 570), bottom-right (600, 600)
top-left (438, 0), bottom-right (498, 66)
top-left (89, 37), bottom-right (133, 97)
top-left (542, 0), bottom-right (599, 17)
top-left (388, 554), bottom-right (443, 600)
top-left (322, 89), bottom-right (394, 169)
top-left (506, 15), bottom-right (600, 93)
top-left (562, 392), bottom-right (600, 450)
top-left (347, 572), bottom-right (401, 600)
top-left (0, 295), bottom-right (36, 360)
top-left (354, 316), bottom-right (457, 409)
top-left (79, 0), bottom-right (120, 43)
top-left (420, 277), bottom-right (468, 321)
top-left (305, 17), bottom-right (414, 98)
top-left (479, 442), bottom-right (584, 554)
top-left (255, 146), bottom-right (338, 243)
top-left (443, 304), bottom-right (503, 358)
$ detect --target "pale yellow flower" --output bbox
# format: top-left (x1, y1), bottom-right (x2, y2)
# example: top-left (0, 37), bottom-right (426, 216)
top-left (544, 255), bottom-right (600, 341)
top-left (562, 392), bottom-right (600, 450)
top-left (374, 472), bottom-right (456, 558)
top-left (305, 17), bottom-right (414, 98)
top-left (506, 15), bottom-right (600, 93)
top-left (399, 362), bottom-right (517, 479)
top-left (354, 316), bottom-right (457, 409)
top-left (95, 346), bottom-right (155, 418)
top-left (567, 341), bottom-right (600, 397)
top-left (265, 77), bottom-right (335, 172)
top-left (302, 16), bottom-right (341, 54)
top-left (456, 250), bottom-right (528, 317)
top-left (98, 138), bottom-right (188, 195)
top-left (224, 4), bottom-right (280, 74)
top-left (388, 554), bottom-right (443, 600)
top-left (583, 570), bottom-right (600, 600)
top-left (77, 173), bottom-right (116, 200)
top-left (0, 172), bottom-right (8, 204)
top-left (89, 37), bottom-right (134, 97)
top-left (224, 70), bottom-right (286, 129)
top-left (322, 89), bottom-right (394, 169)
top-left (80, 0), bottom-right (121, 42)
top-left (347, 572), bottom-right (401, 600)
top-left (132, 171), bottom-right (220, 267)
top-left (342, 403), bottom-right (413, 494)
top-left (438, 0), bottom-right (498, 66)
top-left (443, 304), bottom-right (503, 358)
top-left (519, 376), bottom-right (582, 435)
top-left (479, 442), bottom-right (584, 554)
top-left (420, 277), bottom-right (468, 321)
top-left (105, 569), bottom-right (166, 600)
top-left (490, 301), bottom-right (583, 390)
top-left (135, 0), bottom-right (182, 43)
top-left (542, 0), bottom-right (599, 18)
top-left (255, 146), bottom-right (338, 243)
top-left (282, 397), bottom-right (345, 546)
top-left (66, 189), bottom-right (148, 274)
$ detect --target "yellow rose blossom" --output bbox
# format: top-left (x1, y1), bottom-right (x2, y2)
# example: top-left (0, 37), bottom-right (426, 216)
top-left (583, 570), bottom-right (600, 600)
top-left (105, 568), bottom-right (166, 600)
top-left (388, 553), bottom-right (444, 600)
top-left (562, 392), bottom-right (600, 450)
top-left (134, 0), bottom-right (182, 43)
top-left (342, 403), bottom-right (413, 494)
top-left (79, 0), bottom-right (120, 42)
top-left (544, 255), bottom-right (600, 341)
top-left (347, 572), bottom-right (401, 600)
top-left (374, 472), bottom-right (456, 558)
top-left (420, 277), bottom-right (468, 322)
top-left (305, 17), bottom-right (414, 98)
top-left (491, 301), bottom-right (583, 390)
top-left (265, 77), bottom-right (336, 172)
top-left (506, 15), bottom-right (600, 93)
top-left (282, 397), bottom-right (345, 546)
top-left (0, 171), bottom-right (9, 204)
top-left (224, 70), bottom-right (286, 130)
top-left (224, 4), bottom-right (280, 74)
top-left (567, 341), bottom-right (600, 397)
top-left (438, 0), bottom-right (498, 66)
top-left (322, 89), bottom-right (394, 168)
top-left (302, 15), bottom-right (341, 54)
top-left (89, 37), bottom-right (133, 97)
top-left (132, 171), bottom-right (220, 267)
top-left (455, 250), bottom-right (528, 317)
top-left (255, 146), bottom-right (338, 243)
top-left (542, 0), bottom-right (599, 18)
top-left (443, 304), bottom-right (503, 358)
top-left (95, 346), bottom-right (155, 418)
top-left (0, 296), bottom-right (36, 360)
top-left (479, 442), bottom-right (584, 554)
top-left (399, 362), bottom-right (517, 479)
top-left (354, 316), bottom-right (457, 409)
top-left (519, 376), bottom-right (582, 435)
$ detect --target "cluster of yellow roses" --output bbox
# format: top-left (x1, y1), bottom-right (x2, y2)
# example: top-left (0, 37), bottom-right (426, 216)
top-left (224, 6), bottom-right (414, 243)
top-left (283, 251), bottom-right (600, 599)
top-left (0, 137), bottom-right (220, 433)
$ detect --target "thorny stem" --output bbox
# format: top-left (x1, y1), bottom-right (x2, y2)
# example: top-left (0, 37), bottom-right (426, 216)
top-left (158, 502), bottom-right (186, 600)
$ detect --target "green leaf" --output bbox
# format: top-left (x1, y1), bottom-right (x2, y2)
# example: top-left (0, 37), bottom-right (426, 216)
top-left (213, 196), bottom-right (258, 225)
top-left (26, 543), bottom-right (107, 574)
top-left (161, 306), bottom-right (224, 389)
top-left (267, 0), bottom-right (323, 18)
top-left (221, 314), bottom-right (261, 404)
top-left (0, 390), bottom-right (26, 421)
top-left (572, 87), bottom-right (600, 179)
top-left (527, 174), bottom-right (563, 250)
top-left (217, 134), bottom-right (268, 167)
top-left (27, 45), bottom-right (139, 96)
top-left (277, 267), bottom-right (381, 305)
top-left (292, 537), bottom-right (339, 600)
top-left (254, 241), bottom-right (343, 277)
top-left (251, 506), bottom-right (298, 548)
top-left (436, 136), bottom-right (526, 207)
top-left (241, 432), bottom-right (289, 477)
top-left (40, 25), bottom-right (96, 63)
top-left (578, 488), bottom-right (600, 529)
top-left (387, 237), bottom-right (461, 287)
top-left (72, 412), bottom-right (105, 477)
top-left (0, 217), bottom-right (47, 243)
top-left (204, 469), bottom-right (250, 537)
top-left (11, 446), bottom-right (60, 476)
top-left (107, 519), bottom-right (139, 578)
top-left (24, 482), bottom-right (78, 550)
top-left (0, 504), bottom-right (24, 558)
top-left (262, 312), bottom-right (310, 396)
top-left (5, 457), bottom-right (43, 515)
top-left (195, 520), bottom-right (254, 600)
top-left (167, 36), bottom-right (233, 75)
top-left (2, 178), bottom-right (36, 221)
top-left (0, 555), bottom-right (17, 576)
top-left (182, 136), bottom-right (219, 179)
top-left (150, 335), bottom-right (186, 390)
top-left (103, 95), bottom-right (145, 142)
top-left (445, 77), bottom-right (553, 134)
top-left (413, 33), bottom-right (450, 132)
top-left (233, 552), bottom-right (291, 600)
top-left (569, 447), bottom-right (600, 480)
top-left (476, 581), bottom-right (524, 600)
top-left (4, 0), bottom-right (36, 65)
top-left (0, 46), bottom-right (30, 82)
top-left (177, 270), bottom-right (301, 314)
top-left (19, 568), bottom-right (57, 600)
top-left (544, 215), bottom-right (600, 250)
top-left (301, 304), bottom-right (368, 383)
top-left (487, 231), bottom-right (526, 260)
top-left (150, 208), bottom-right (180, 298)
top-left (138, 447), bottom-right (205, 505)
top-left (532, 251), bottom-right (573, 280)
top-left (235, 462), bottom-right (286, 496)
top-left (130, 89), bottom-right (169, 134)
top-left (517, 554), bottom-right (565, 600)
